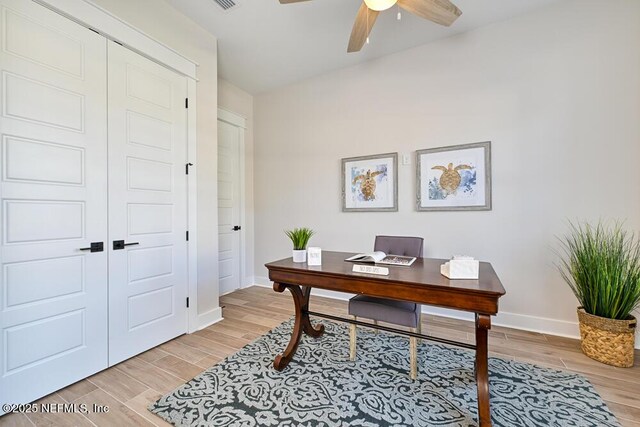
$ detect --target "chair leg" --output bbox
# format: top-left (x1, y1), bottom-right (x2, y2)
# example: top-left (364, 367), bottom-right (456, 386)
top-left (417, 313), bottom-right (422, 344)
top-left (410, 327), bottom-right (418, 380)
top-left (349, 315), bottom-right (357, 361)
top-left (373, 319), bottom-right (379, 334)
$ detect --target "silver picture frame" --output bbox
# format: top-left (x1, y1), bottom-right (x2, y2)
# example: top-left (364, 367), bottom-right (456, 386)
top-left (416, 141), bottom-right (492, 212)
top-left (340, 153), bottom-right (398, 212)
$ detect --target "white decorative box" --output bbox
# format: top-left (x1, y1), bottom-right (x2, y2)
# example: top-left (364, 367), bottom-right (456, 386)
top-left (440, 256), bottom-right (479, 279)
top-left (307, 247), bottom-right (322, 266)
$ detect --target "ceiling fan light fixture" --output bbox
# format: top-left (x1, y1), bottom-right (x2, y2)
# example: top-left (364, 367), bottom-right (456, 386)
top-left (363, 0), bottom-right (397, 12)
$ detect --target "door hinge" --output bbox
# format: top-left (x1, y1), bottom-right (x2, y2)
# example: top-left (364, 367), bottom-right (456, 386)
top-left (186, 231), bottom-right (189, 241)
top-left (186, 297), bottom-right (190, 308)
top-left (185, 98), bottom-right (188, 109)
top-left (185, 163), bottom-right (193, 174)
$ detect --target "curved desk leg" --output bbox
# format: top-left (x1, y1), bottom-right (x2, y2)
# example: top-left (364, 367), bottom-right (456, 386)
top-left (300, 286), bottom-right (325, 338)
top-left (475, 313), bottom-right (492, 427)
top-left (272, 283), bottom-right (324, 371)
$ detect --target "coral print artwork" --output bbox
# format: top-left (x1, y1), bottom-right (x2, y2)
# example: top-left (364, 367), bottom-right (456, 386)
top-left (417, 142), bottom-right (491, 211)
top-left (342, 153), bottom-right (397, 212)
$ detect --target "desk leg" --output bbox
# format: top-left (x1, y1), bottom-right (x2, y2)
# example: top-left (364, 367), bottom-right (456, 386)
top-left (475, 314), bottom-right (492, 427)
top-left (272, 283), bottom-right (325, 371)
top-left (300, 286), bottom-right (325, 338)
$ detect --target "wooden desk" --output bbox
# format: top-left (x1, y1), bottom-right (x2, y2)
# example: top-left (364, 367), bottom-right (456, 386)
top-left (265, 251), bottom-right (506, 427)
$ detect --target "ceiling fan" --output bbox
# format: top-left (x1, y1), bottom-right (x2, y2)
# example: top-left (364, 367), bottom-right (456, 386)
top-left (279, 0), bottom-right (462, 53)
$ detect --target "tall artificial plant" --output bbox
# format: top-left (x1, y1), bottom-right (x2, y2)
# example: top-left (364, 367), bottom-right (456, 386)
top-left (558, 221), bottom-right (640, 320)
top-left (285, 228), bottom-right (315, 251)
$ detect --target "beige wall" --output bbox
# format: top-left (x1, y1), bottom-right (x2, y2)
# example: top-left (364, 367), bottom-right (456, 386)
top-left (254, 0), bottom-right (640, 339)
top-left (218, 79), bottom-right (255, 285)
top-left (92, 0), bottom-right (220, 323)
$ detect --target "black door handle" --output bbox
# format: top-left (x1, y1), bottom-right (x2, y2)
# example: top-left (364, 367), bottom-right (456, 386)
top-left (233, 225), bottom-right (241, 231)
top-left (113, 240), bottom-right (140, 250)
top-left (79, 242), bottom-right (104, 252)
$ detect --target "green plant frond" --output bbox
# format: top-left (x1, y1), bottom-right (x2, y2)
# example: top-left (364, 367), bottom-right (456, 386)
top-left (284, 227), bottom-right (315, 250)
top-left (556, 221), bottom-right (640, 320)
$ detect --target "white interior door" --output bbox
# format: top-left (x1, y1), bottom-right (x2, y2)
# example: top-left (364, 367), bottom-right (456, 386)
top-left (217, 119), bottom-right (242, 295)
top-left (0, 0), bottom-right (108, 407)
top-left (107, 42), bottom-right (188, 365)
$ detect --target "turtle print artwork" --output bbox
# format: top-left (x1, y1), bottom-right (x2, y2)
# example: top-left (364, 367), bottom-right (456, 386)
top-left (417, 142), bottom-right (491, 211)
top-left (352, 169), bottom-right (384, 201)
top-left (342, 153), bottom-right (397, 212)
top-left (431, 163), bottom-right (473, 196)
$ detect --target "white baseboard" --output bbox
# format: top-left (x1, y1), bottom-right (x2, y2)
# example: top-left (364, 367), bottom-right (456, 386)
top-left (254, 276), bottom-right (271, 287)
top-left (253, 277), bottom-right (640, 348)
top-left (494, 311), bottom-right (579, 339)
top-left (242, 276), bottom-right (257, 289)
top-left (197, 306), bottom-right (223, 330)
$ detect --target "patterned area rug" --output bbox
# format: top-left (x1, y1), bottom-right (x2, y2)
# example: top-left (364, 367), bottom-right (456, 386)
top-left (150, 319), bottom-right (619, 426)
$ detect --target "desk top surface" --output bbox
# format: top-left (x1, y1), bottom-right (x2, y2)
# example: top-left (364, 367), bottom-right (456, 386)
top-left (265, 251), bottom-right (506, 297)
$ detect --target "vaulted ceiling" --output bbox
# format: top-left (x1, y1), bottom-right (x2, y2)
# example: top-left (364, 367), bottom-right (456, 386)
top-left (165, 0), bottom-right (560, 94)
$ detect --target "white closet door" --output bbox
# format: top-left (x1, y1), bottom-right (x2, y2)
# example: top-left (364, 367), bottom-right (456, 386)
top-left (107, 42), bottom-right (188, 365)
top-left (0, 0), bottom-right (108, 407)
top-left (218, 119), bottom-right (241, 295)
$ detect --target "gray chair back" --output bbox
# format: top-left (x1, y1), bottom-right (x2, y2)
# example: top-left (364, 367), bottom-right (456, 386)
top-left (374, 235), bottom-right (423, 258)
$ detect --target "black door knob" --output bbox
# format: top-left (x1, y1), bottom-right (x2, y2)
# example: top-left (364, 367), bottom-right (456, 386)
top-left (79, 242), bottom-right (104, 252)
top-left (113, 240), bottom-right (140, 250)
top-left (233, 225), bottom-right (241, 231)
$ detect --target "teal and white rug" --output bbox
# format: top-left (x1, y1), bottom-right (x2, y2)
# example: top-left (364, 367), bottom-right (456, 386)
top-left (150, 319), bottom-right (619, 426)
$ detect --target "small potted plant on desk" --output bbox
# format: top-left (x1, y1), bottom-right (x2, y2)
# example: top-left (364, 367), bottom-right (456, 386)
top-left (285, 227), bottom-right (314, 263)
top-left (558, 221), bottom-right (640, 367)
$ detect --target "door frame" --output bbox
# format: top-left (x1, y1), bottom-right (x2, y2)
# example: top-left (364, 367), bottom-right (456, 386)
top-left (217, 108), bottom-right (247, 291)
top-left (34, 0), bottom-right (200, 333)
top-left (187, 79), bottom-right (198, 333)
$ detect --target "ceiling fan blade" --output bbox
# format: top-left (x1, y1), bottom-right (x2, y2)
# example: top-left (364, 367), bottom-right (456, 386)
top-left (347, 2), bottom-right (379, 53)
top-left (279, 0), bottom-right (312, 3)
top-left (397, 0), bottom-right (461, 26)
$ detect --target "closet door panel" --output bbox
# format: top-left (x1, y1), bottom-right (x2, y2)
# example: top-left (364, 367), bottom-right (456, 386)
top-left (107, 42), bottom-right (188, 365)
top-left (0, 0), bottom-right (108, 408)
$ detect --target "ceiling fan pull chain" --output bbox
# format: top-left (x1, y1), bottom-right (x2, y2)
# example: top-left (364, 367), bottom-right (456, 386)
top-left (397, 3), bottom-right (401, 20)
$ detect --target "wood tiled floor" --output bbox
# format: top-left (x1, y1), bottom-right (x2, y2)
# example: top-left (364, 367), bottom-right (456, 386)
top-left (2, 286), bottom-right (639, 426)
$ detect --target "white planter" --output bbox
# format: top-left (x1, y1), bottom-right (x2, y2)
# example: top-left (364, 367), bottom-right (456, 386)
top-left (292, 249), bottom-right (307, 263)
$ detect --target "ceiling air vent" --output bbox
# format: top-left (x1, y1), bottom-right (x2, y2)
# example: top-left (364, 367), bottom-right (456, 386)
top-left (213, 0), bottom-right (237, 11)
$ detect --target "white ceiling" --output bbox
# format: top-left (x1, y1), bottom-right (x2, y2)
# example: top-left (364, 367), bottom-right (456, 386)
top-left (164, 0), bottom-right (560, 94)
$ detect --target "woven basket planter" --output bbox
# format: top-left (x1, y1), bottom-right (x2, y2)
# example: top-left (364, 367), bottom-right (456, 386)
top-left (577, 308), bottom-right (636, 368)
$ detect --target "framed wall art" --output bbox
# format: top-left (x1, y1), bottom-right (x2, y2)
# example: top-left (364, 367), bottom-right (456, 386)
top-left (342, 152), bottom-right (398, 212)
top-left (416, 141), bottom-right (491, 211)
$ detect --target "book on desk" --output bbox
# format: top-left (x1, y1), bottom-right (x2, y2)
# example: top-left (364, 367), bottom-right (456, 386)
top-left (345, 251), bottom-right (416, 266)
